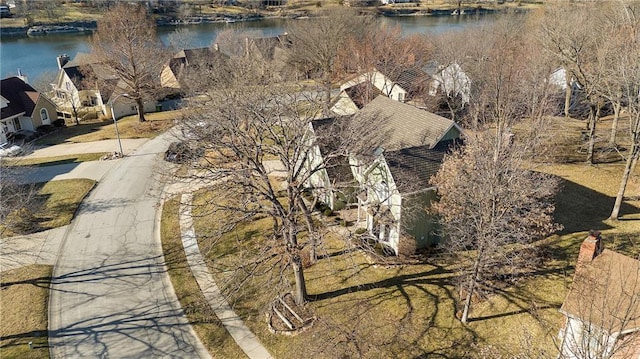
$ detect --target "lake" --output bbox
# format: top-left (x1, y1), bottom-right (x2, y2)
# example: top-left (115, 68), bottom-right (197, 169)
top-left (0, 14), bottom-right (493, 82)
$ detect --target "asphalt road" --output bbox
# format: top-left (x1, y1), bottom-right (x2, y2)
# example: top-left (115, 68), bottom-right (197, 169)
top-left (48, 132), bottom-right (210, 358)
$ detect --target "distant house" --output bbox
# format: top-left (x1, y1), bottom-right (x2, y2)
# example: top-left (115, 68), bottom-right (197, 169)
top-left (160, 47), bottom-right (230, 93)
top-left (1, 76), bottom-right (57, 144)
top-left (427, 62), bottom-right (471, 106)
top-left (559, 232), bottom-right (640, 359)
top-left (332, 67), bottom-right (432, 116)
top-left (52, 53), bottom-right (157, 121)
top-left (51, 53), bottom-right (117, 121)
top-left (306, 95), bottom-right (462, 254)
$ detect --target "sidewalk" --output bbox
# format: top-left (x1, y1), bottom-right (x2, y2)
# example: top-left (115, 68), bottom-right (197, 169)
top-left (178, 193), bottom-right (273, 359)
top-left (0, 226), bottom-right (67, 272)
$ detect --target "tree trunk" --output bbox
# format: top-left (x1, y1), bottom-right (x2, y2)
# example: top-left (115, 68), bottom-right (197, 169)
top-left (586, 104), bottom-right (599, 164)
top-left (608, 147), bottom-right (637, 220)
top-left (136, 98), bottom-right (146, 122)
top-left (609, 101), bottom-right (621, 146)
top-left (287, 223), bottom-right (307, 305)
top-left (297, 197), bottom-right (318, 264)
top-left (564, 75), bottom-right (572, 118)
top-left (461, 247), bottom-right (483, 324)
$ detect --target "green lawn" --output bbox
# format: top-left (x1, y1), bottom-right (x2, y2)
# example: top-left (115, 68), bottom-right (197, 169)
top-left (0, 265), bottom-right (52, 359)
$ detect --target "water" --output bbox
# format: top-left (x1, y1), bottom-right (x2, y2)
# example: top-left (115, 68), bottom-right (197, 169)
top-left (0, 15), bottom-right (493, 82)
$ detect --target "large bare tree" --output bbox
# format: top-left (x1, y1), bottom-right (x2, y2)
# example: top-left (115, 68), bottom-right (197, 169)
top-left (90, 2), bottom-right (167, 122)
top-left (176, 54), bottom-right (381, 305)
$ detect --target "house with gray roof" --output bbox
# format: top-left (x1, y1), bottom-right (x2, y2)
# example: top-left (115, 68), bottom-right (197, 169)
top-left (305, 95), bottom-right (462, 255)
top-left (51, 53), bottom-right (157, 122)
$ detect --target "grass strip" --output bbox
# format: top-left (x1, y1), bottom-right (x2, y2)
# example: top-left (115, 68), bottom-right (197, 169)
top-left (1, 179), bottom-right (96, 237)
top-left (160, 196), bottom-right (247, 358)
top-left (9, 153), bottom-right (107, 167)
top-left (0, 264), bottom-right (52, 359)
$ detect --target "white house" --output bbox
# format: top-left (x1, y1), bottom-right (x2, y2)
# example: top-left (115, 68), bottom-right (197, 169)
top-left (307, 95), bottom-right (462, 255)
top-left (340, 69), bottom-right (409, 103)
top-left (1, 77), bottom-right (57, 144)
top-left (428, 62), bottom-right (471, 106)
top-left (52, 53), bottom-right (157, 122)
top-left (559, 232), bottom-right (640, 359)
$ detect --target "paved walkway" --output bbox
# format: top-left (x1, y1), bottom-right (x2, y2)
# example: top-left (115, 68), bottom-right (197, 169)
top-left (0, 226), bottom-right (68, 272)
top-left (179, 193), bottom-right (273, 359)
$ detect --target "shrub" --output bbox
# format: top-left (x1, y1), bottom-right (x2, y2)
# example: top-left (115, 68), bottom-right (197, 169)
top-left (323, 208), bottom-right (333, 217)
top-left (354, 228), bottom-right (367, 235)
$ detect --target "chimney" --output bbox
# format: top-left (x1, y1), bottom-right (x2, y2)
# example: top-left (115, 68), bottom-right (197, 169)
top-left (577, 230), bottom-right (603, 266)
top-left (57, 54), bottom-right (70, 69)
top-left (16, 69), bottom-right (28, 84)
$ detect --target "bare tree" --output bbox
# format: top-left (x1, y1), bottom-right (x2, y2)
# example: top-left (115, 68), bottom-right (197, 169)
top-left (176, 55), bottom-right (381, 306)
top-left (90, 2), bottom-right (167, 122)
top-left (430, 124), bottom-right (561, 324)
top-left (540, 3), bottom-right (610, 164)
top-left (287, 9), bottom-right (372, 114)
top-left (0, 158), bottom-right (37, 238)
top-left (607, 1), bottom-right (640, 220)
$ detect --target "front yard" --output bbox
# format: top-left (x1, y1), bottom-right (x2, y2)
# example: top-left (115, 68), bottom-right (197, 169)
top-left (159, 158), bottom-right (638, 358)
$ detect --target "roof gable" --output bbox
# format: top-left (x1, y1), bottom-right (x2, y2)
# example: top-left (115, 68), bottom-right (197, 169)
top-left (1, 77), bottom-right (39, 120)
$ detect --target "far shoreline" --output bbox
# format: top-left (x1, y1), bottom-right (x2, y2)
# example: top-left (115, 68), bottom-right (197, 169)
top-left (0, 4), bottom-right (534, 38)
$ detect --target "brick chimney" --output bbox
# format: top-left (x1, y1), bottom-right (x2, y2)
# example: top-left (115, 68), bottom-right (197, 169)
top-left (577, 230), bottom-right (603, 266)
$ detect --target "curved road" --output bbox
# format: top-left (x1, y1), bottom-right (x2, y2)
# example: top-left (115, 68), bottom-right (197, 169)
top-left (48, 133), bottom-right (210, 358)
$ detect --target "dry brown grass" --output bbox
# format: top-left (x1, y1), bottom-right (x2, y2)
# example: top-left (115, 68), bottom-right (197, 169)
top-left (34, 111), bottom-right (179, 146)
top-left (1, 179), bottom-right (95, 237)
top-left (181, 155), bottom-right (639, 357)
top-left (0, 265), bottom-right (52, 359)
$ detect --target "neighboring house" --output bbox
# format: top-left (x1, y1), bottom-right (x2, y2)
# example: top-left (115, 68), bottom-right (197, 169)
top-left (1, 76), bottom-right (57, 144)
top-left (332, 67), bottom-right (432, 116)
top-left (559, 232), bottom-right (640, 359)
top-left (51, 53), bottom-right (119, 121)
top-left (427, 62), bottom-right (471, 106)
top-left (307, 95), bottom-right (462, 255)
top-left (160, 47), bottom-right (230, 92)
top-left (52, 53), bottom-right (157, 121)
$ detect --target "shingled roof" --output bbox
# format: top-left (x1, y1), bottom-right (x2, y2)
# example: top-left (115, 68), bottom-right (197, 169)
top-left (561, 237), bottom-right (640, 334)
top-left (384, 140), bottom-right (455, 194)
top-left (1, 77), bottom-right (40, 120)
top-left (356, 95), bottom-right (460, 151)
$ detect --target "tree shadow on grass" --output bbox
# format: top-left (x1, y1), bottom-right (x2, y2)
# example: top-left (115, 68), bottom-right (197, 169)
top-left (554, 177), bottom-right (639, 235)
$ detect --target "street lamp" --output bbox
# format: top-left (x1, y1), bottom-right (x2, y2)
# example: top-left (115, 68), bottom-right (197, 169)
top-left (109, 93), bottom-right (129, 157)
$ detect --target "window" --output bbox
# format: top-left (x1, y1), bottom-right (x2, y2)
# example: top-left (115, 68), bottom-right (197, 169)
top-left (398, 92), bottom-right (405, 102)
top-left (13, 118), bottom-right (21, 130)
top-left (40, 108), bottom-right (49, 122)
